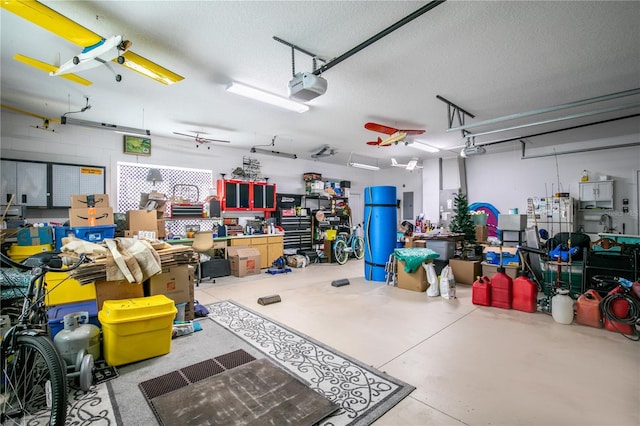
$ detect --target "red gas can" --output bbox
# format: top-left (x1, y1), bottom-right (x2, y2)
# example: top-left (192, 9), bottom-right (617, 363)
top-left (603, 287), bottom-right (634, 335)
top-left (490, 267), bottom-right (513, 309)
top-left (512, 271), bottom-right (537, 313)
top-left (576, 289), bottom-right (602, 328)
top-left (472, 276), bottom-right (491, 306)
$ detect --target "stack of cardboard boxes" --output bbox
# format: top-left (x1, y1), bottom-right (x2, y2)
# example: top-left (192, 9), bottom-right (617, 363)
top-left (68, 194), bottom-right (113, 228)
top-left (125, 193), bottom-right (167, 239)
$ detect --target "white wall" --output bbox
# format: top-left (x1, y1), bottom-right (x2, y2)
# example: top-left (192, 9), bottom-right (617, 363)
top-left (461, 136), bottom-right (640, 235)
top-left (0, 110), bottom-right (409, 224)
top-left (3, 109), bottom-right (638, 235)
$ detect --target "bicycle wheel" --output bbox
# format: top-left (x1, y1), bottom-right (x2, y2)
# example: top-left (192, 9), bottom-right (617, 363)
top-left (1, 334), bottom-right (68, 426)
top-left (334, 239), bottom-right (349, 265)
top-left (353, 236), bottom-right (365, 260)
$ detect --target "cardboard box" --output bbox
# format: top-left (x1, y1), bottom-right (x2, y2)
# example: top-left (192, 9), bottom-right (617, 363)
top-left (95, 279), bottom-right (144, 310)
top-left (126, 210), bottom-right (158, 232)
top-left (145, 265), bottom-right (192, 304)
top-left (228, 246), bottom-right (261, 277)
top-left (481, 262), bottom-right (519, 279)
top-left (139, 192), bottom-right (167, 218)
top-left (475, 225), bottom-right (488, 243)
top-left (448, 258), bottom-right (482, 285)
top-left (17, 226), bottom-right (54, 246)
top-left (71, 194), bottom-right (110, 208)
top-left (498, 214), bottom-right (527, 230)
top-left (397, 259), bottom-right (428, 292)
top-left (156, 219), bottom-right (166, 239)
top-left (69, 207), bottom-right (114, 227)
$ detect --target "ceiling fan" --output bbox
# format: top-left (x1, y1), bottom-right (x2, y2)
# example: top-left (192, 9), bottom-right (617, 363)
top-left (173, 131), bottom-right (231, 149)
top-left (391, 157), bottom-right (423, 171)
top-left (311, 145), bottom-right (336, 159)
top-left (365, 122), bottom-right (426, 146)
top-left (2, 0), bottom-right (183, 85)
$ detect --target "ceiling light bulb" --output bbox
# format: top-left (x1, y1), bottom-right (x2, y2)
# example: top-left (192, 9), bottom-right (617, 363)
top-left (227, 82), bottom-right (309, 113)
top-left (411, 141), bottom-right (439, 153)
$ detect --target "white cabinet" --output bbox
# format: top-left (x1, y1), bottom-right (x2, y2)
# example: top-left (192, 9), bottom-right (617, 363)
top-left (51, 164), bottom-right (106, 207)
top-left (579, 181), bottom-right (614, 210)
top-left (1, 160), bottom-right (48, 206)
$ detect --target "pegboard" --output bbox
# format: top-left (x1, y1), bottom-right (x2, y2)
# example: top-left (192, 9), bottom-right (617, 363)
top-left (117, 162), bottom-right (213, 216)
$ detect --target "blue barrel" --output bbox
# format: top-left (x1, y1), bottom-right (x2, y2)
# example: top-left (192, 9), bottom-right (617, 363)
top-left (364, 186), bottom-right (397, 281)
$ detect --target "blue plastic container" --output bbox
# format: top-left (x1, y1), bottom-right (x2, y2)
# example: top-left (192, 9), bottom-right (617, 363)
top-left (47, 299), bottom-right (100, 339)
top-left (53, 226), bottom-right (72, 250)
top-left (72, 224), bottom-right (116, 243)
top-left (364, 186), bottom-right (397, 282)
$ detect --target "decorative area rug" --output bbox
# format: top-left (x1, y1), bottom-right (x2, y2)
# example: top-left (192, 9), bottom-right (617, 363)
top-left (139, 354), bottom-right (338, 426)
top-left (19, 381), bottom-right (117, 426)
top-left (207, 300), bottom-right (416, 426)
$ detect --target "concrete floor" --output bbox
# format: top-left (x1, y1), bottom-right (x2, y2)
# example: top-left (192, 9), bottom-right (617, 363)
top-left (194, 260), bottom-right (639, 426)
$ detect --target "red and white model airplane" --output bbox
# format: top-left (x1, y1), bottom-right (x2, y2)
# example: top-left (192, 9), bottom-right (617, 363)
top-left (365, 122), bottom-right (426, 146)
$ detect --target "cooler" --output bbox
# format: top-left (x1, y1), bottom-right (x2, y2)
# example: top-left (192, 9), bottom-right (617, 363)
top-left (98, 295), bottom-right (177, 366)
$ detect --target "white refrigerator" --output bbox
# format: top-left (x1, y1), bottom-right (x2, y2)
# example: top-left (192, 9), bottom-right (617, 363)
top-left (526, 197), bottom-right (576, 235)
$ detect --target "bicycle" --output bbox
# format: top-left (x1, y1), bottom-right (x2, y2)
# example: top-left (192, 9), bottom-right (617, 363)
top-left (333, 225), bottom-right (365, 265)
top-left (1, 251), bottom-right (89, 426)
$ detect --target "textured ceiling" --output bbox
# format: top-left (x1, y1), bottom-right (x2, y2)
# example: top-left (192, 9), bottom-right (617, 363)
top-left (1, 1), bottom-right (639, 167)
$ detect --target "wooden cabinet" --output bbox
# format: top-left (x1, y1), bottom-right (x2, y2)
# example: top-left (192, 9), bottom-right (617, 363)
top-left (1, 160), bottom-right (48, 206)
top-left (579, 181), bottom-right (614, 210)
top-left (229, 235), bottom-right (284, 269)
top-left (267, 236), bottom-right (284, 266)
top-left (217, 179), bottom-right (276, 212)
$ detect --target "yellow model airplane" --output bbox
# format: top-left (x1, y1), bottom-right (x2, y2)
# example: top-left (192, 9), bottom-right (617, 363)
top-left (1, 103), bottom-right (61, 131)
top-left (2, 0), bottom-right (183, 85)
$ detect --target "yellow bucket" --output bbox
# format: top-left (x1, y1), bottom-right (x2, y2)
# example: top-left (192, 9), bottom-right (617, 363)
top-left (7, 244), bottom-right (53, 262)
top-left (326, 229), bottom-right (337, 240)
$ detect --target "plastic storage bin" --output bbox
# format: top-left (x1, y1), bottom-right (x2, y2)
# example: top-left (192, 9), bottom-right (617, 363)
top-left (45, 271), bottom-right (96, 306)
top-left (98, 295), bottom-right (177, 366)
top-left (53, 226), bottom-right (72, 250)
top-left (48, 299), bottom-right (100, 339)
top-left (72, 224), bottom-right (116, 243)
top-left (426, 240), bottom-right (455, 260)
top-left (7, 244), bottom-right (53, 262)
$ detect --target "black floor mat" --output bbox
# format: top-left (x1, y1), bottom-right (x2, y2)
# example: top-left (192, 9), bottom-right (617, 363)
top-left (138, 349), bottom-right (256, 405)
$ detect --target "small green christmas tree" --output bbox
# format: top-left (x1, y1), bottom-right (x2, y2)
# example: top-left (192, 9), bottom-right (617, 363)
top-left (449, 191), bottom-right (475, 242)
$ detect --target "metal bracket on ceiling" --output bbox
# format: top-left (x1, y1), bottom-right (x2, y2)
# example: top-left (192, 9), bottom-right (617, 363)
top-left (436, 95), bottom-right (476, 138)
top-left (273, 36), bottom-right (326, 77)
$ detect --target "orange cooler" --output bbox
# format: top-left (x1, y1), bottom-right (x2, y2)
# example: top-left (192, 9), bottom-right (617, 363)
top-left (98, 295), bottom-right (177, 366)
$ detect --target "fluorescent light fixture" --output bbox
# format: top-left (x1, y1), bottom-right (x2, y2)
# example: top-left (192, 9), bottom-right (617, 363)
top-left (348, 161), bottom-right (380, 171)
top-left (226, 82), bottom-right (309, 113)
top-left (250, 147), bottom-right (297, 159)
top-left (61, 116), bottom-right (150, 136)
top-left (411, 140), bottom-right (439, 153)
